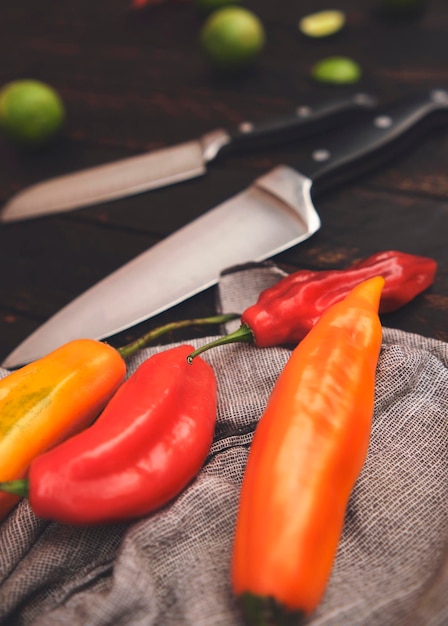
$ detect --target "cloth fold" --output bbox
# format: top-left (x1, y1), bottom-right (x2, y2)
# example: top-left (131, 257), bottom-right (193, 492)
top-left (0, 263), bottom-right (447, 626)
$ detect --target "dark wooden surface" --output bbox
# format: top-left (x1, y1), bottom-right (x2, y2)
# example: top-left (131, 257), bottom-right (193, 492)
top-left (0, 0), bottom-right (447, 363)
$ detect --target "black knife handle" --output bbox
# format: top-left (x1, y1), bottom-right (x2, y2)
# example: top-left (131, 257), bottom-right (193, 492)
top-left (298, 89), bottom-right (448, 194)
top-left (219, 93), bottom-right (377, 156)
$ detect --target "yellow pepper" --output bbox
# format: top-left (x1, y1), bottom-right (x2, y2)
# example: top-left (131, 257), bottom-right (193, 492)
top-left (0, 339), bottom-right (126, 520)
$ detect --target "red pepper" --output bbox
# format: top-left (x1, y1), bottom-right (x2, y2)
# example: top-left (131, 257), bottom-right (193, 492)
top-left (187, 250), bottom-right (437, 360)
top-left (0, 345), bottom-right (217, 525)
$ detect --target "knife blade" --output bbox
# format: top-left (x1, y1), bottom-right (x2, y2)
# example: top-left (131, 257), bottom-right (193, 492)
top-left (3, 89), bottom-right (448, 369)
top-left (0, 93), bottom-right (376, 222)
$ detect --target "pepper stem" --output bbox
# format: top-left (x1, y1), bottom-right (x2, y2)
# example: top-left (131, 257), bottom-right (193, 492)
top-left (0, 479), bottom-right (29, 498)
top-left (187, 323), bottom-right (255, 363)
top-left (116, 313), bottom-right (240, 360)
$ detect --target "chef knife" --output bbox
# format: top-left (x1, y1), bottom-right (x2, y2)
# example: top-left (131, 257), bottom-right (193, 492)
top-left (0, 93), bottom-right (376, 222)
top-left (3, 89), bottom-right (447, 369)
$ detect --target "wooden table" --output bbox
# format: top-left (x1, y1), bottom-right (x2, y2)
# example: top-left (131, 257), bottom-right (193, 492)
top-left (0, 0), bottom-right (447, 363)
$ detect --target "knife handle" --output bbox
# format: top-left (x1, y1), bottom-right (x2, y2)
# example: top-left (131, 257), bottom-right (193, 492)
top-left (218, 93), bottom-right (377, 156)
top-left (299, 89), bottom-right (448, 193)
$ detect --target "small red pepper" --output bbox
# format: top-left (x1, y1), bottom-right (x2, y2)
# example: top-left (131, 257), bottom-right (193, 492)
top-left (188, 250), bottom-right (437, 360)
top-left (0, 345), bottom-right (217, 525)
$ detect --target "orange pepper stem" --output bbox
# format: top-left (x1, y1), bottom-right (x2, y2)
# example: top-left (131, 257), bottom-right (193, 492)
top-left (239, 591), bottom-right (306, 626)
top-left (0, 480), bottom-right (28, 498)
top-left (116, 313), bottom-right (240, 360)
top-left (186, 323), bottom-right (254, 363)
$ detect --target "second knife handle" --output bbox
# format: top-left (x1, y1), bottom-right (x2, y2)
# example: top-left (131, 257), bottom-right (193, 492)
top-left (220, 93), bottom-right (377, 156)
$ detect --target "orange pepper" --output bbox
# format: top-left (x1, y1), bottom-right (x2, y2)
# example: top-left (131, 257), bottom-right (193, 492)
top-left (0, 339), bottom-right (126, 520)
top-left (231, 276), bottom-right (384, 624)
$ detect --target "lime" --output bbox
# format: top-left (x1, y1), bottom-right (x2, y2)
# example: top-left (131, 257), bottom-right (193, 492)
top-left (200, 7), bottom-right (265, 71)
top-left (299, 10), bottom-right (346, 38)
top-left (194, 0), bottom-right (242, 13)
top-left (0, 79), bottom-right (65, 147)
top-left (311, 56), bottom-right (362, 85)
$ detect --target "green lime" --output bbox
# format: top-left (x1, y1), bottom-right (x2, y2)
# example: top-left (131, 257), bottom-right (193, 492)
top-left (200, 7), bottom-right (265, 71)
top-left (0, 79), bottom-right (65, 147)
top-left (193, 0), bottom-right (242, 13)
top-left (311, 56), bottom-right (362, 85)
top-left (299, 10), bottom-right (346, 38)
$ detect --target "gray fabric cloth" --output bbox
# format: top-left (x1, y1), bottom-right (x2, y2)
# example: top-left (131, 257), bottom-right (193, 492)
top-left (0, 262), bottom-right (447, 626)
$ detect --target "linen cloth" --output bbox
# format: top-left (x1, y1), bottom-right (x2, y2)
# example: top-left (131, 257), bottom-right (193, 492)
top-left (0, 262), bottom-right (447, 626)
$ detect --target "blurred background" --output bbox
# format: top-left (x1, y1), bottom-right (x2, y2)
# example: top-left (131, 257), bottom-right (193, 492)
top-left (0, 0), bottom-right (447, 361)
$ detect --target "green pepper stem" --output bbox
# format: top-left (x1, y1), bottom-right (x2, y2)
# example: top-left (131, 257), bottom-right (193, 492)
top-left (0, 479), bottom-right (29, 498)
top-left (116, 313), bottom-right (240, 360)
top-left (187, 323), bottom-right (255, 363)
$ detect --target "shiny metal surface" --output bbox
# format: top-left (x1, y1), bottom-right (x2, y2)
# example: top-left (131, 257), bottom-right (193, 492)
top-left (2, 165), bottom-right (320, 367)
top-left (0, 139), bottom-right (212, 221)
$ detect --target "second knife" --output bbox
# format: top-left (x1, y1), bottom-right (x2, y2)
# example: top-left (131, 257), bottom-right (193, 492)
top-left (0, 93), bottom-right (376, 222)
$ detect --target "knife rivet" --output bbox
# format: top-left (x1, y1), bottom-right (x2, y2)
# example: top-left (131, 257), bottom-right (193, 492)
top-left (312, 149), bottom-right (331, 162)
top-left (353, 93), bottom-right (373, 105)
top-left (374, 115), bottom-right (393, 129)
top-left (239, 121), bottom-right (254, 133)
top-left (431, 89), bottom-right (448, 103)
top-left (296, 106), bottom-right (312, 117)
